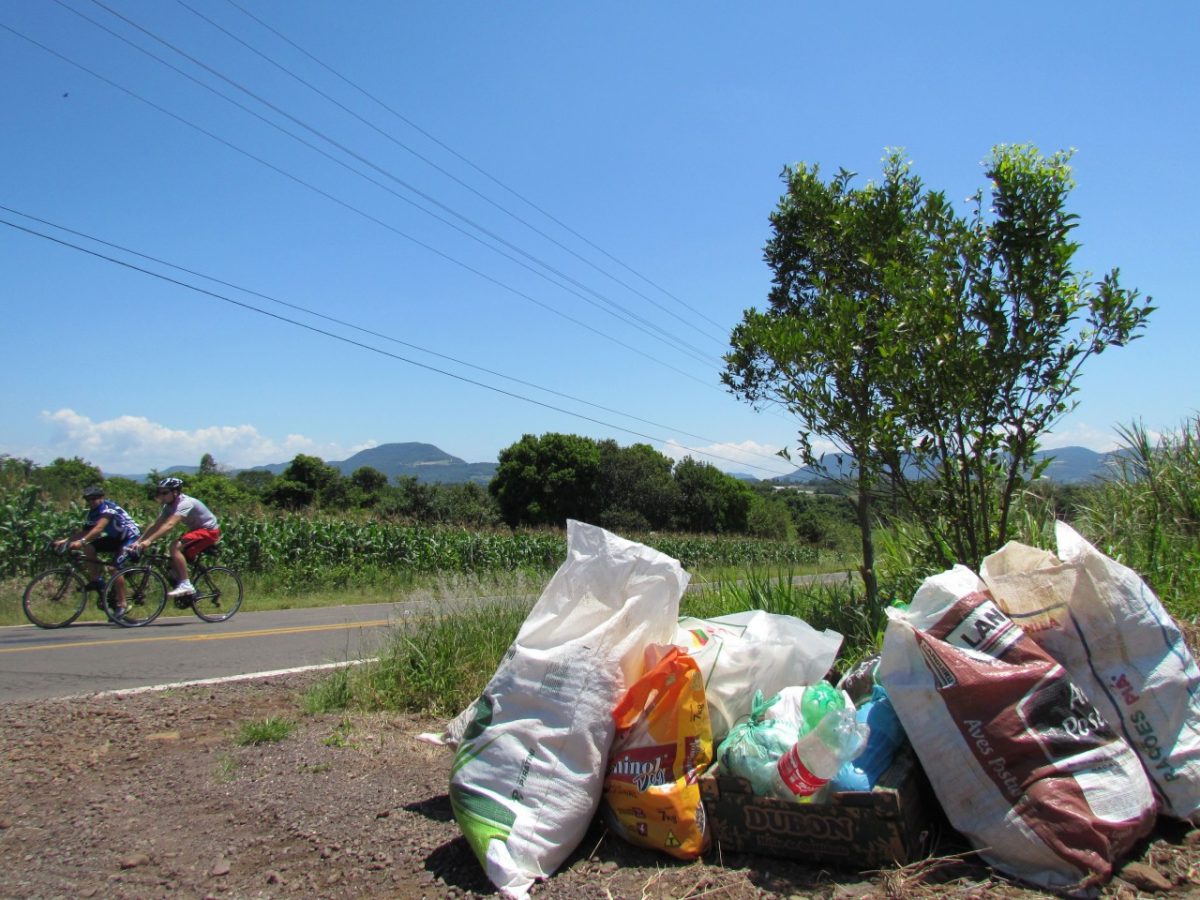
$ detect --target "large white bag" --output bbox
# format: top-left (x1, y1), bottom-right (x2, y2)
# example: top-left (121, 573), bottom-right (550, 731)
top-left (981, 520), bottom-right (1200, 821)
top-left (673, 610), bottom-right (842, 741)
top-left (879, 565), bottom-right (1156, 892)
top-left (449, 521), bottom-right (688, 899)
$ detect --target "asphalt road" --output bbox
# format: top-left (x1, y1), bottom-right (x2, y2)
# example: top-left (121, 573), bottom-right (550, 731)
top-left (1, 572), bottom-right (856, 704)
top-left (0, 601), bottom-right (426, 703)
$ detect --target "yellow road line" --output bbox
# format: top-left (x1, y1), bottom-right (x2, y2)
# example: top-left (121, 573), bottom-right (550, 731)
top-left (0, 619), bottom-right (393, 654)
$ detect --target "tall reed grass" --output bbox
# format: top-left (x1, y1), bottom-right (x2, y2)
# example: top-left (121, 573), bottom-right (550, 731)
top-left (1075, 418), bottom-right (1200, 618)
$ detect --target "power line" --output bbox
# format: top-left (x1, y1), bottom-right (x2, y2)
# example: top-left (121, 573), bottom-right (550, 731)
top-left (2, 16), bottom-right (722, 390)
top-left (0, 202), bottom-right (793, 472)
top-left (0, 216), bottom-right (796, 478)
top-left (181, 0), bottom-right (731, 351)
top-left (78, 0), bottom-right (724, 369)
top-left (220, 0), bottom-right (733, 341)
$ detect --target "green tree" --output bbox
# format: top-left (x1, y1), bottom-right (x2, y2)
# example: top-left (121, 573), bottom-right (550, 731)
top-left (234, 469), bottom-right (275, 497)
top-left (0, 456), bottom-right (36, 492)
top-left (885, 146), bottom-right (1151, 569)
top-left (264, 454), bottom-right (342, 509)
top-left (430, 482), bottom-right (502, 527)
top-left (387, 476), bottom-right (436, 521)
top-left (188, 471), bottom-right (254, 511)
top-left (725, 151), bottom-right (927, 607)
top-left (595, 441), bottom-right (679, 531)
top-left (350, 466), bottom-right (389, 495)
top-left (262, 478), bottom-right (314, 510)
top-left (489, 433), bottom-right (602, 527)
top-left (198, 453), bottom-right (220, 477)
top-left (725, 146), bottom-right (1152, 601)
top-left (745, 492), bottom-right (795, 541)
top-left (31, 457), bottom-right (104, 500)
top-left (672, 457), bottom-right (753, 534)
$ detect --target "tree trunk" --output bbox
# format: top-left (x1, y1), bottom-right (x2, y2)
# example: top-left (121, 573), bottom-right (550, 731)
top-left (854, 473), bottom-right (879, 615)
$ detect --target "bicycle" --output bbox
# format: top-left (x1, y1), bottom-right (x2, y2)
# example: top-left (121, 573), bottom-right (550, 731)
top-left (22, 542), bottom-right (157, 629)
top-left (102, 545), bottom-right (243, 627)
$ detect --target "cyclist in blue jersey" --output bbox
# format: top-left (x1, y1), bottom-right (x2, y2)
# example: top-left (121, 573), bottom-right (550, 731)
top-left (54, 485), bottom-right (141, 615)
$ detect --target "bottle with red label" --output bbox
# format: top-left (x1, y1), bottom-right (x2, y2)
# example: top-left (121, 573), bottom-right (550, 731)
top-left (769, 706), bottom-right (869, 802)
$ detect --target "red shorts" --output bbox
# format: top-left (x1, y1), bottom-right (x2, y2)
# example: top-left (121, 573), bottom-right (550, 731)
top-left (180, 528), bottom-right (221, 562)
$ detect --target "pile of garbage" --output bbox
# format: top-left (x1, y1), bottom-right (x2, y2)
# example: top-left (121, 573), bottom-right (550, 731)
top-left (422, 519), bottom-right (1200, 898)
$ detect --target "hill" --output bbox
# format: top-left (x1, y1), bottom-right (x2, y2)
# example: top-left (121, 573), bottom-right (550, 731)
top-left (249, 442), bottom-right (497, 485)
top-left (773, 446), bottom-right (1124, 485)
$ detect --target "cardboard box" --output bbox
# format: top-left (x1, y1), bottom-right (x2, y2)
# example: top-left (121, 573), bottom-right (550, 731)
top-left (699, 748), bottom-right (931, 868)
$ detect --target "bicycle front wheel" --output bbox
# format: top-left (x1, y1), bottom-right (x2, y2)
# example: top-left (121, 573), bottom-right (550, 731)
top-left (23, 567), bottom-right (87, 628)
top-left (190, 566), bottom-right (243, 623)
top-left (105, 567), bottom-right (167, 627)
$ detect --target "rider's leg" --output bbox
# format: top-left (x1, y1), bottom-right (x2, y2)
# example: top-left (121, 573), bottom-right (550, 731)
top-left (169, 539), bottom-right (190, 586)
top-left (81, 543), bottom-right (101, 581)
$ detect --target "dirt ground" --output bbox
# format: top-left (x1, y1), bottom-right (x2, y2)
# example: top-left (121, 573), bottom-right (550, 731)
top-left (3, 674), bottom-right (1200, 900)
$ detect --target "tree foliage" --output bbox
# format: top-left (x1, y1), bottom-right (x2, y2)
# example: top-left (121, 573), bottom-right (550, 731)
top-left (29, 457), bottom-right (104, 501)
top-left (672, 457), bottom-right (753, 534)
top-left (726, 145), bottom-right (1153, 601)
top-left (595, 440), bottom-right (679, 531)
top-left (489, 433), bottom-right (602, 526)
top-left (489, 433), bottom-right (766, 535)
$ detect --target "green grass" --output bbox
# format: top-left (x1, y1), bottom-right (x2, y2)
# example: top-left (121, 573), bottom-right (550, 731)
top-left (303, 567), bottom-right (877, 716)
top-left (234, 716), bottom-right (296, 745)
top-left (322, 718), bottom-right (357, 748)
top-left (214, 752), bottom-right (238, 783)
top-left (303, 597), bottom-right (532, 715)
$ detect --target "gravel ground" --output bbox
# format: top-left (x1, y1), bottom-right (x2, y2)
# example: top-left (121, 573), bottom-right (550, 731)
top-left (3, 673), bottom-right (1200, 900)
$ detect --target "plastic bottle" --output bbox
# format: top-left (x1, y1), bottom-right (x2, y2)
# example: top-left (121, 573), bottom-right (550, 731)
top-left (829, 685), bottom-right (906, 792)
top-left (798, 681), bottom-right (844, 734)
top-left (768, 707), bottom-right (869, 802)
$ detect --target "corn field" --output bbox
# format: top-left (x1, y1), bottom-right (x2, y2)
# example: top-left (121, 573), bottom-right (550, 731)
top-left (1, 489), bottom-right (825, 589)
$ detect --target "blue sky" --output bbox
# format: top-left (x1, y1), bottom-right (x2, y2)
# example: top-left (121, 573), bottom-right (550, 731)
top-left (2, 1), bottom-right (1195, 478)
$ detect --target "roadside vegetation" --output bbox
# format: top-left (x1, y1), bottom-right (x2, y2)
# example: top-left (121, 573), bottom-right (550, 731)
top-left (0, 451), bottom-right (854, 627)
top-left (233, 716), bottom-right (297, 745)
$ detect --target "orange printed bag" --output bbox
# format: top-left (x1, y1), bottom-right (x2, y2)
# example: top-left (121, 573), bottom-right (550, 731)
top-left (602, 646), bottom-right (713, 859)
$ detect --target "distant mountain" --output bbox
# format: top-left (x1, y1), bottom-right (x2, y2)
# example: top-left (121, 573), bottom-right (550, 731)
top-left (773, 453), bottom-right (859, 485)
top-left (772, 446), bottom-right (1124, 486)
top-left (250, 442), bottom-right (497, 485)
top-left (1033, 445), bottom-right (1128, 483)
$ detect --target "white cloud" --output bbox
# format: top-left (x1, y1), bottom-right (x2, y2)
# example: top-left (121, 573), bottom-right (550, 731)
top-left (6, 409), bottom-right (364, 474)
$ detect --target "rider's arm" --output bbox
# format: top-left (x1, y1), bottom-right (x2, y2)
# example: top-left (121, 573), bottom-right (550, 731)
top-left (134, 513), bottom-right (182, 548)
top-left (67, 515), bottom-right (111, 549)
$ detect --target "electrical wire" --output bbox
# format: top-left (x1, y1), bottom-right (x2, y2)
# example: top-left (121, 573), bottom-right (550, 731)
top-left (182, 0), bottom-right (731, 350)
top-left (79, 0), bottom-right (724, 369)
top-left (0, 202), bottom-right (794, 471)
top-left (220, 0), bottom-right (733, 340)
top-left (0, 215), bottom-right (796, 478)
top-left (1, 17), bottom-right (723, 390)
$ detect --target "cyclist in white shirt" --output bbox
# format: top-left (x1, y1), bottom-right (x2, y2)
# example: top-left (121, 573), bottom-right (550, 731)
top-left (129, 477), bottom-right (221, 598)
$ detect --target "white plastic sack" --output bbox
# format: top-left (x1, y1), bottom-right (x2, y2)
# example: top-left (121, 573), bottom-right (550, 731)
top-left (981, 520), bottom-right (1200, 822)
top-left (879, 565), bottom-right (1156, 892)
top-left (448, 521), bottom-right (689, 899)
top-left (674, 611), bottom-right (842, 741)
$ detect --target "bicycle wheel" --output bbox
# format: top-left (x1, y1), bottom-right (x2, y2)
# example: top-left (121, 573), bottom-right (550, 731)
top-left (189, 565), bottom-right (243, 623)
top-left (105, 567), bottom-right (167, 627)
top-left (23, 567), bottom-right (87, 628)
